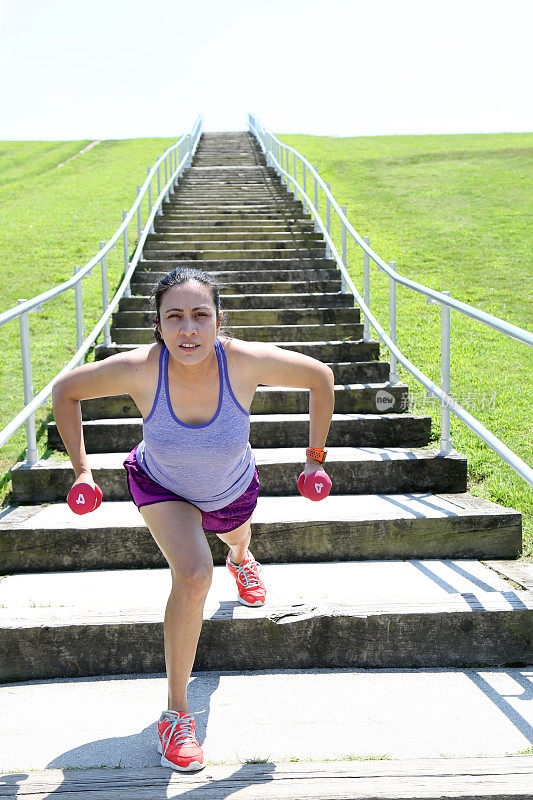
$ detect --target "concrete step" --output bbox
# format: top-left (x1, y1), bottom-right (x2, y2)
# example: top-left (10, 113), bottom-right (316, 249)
top-left (171, 196), bottom-right (299, 204)
top-left (1, 666), bottom-right (532, 775)
top-left (153, 221), bottom-right (317, 231)
top-left (164, 200), bottom-right (304, 210)
top-left (145, 231), bottom-right (323, 242)
top-left (160, 208), bottom-right (311, 225)
top-left (110, 322), bottom-right (364, 343)
top-left (79, 383), bottom-right (409, 419)
top-left (95, 340), bottom-right (381, 362)
top-left (111, 307), bottom-right (361, 328)
top-left (118, 291), bottom-right (355, 311)
top-left (190, 164), bottom-right (269, 169)
top-left (0, 493), bottom-right (522, 574)
top-left (10, 446), bottom-right (467, 502)
top-left (184, 173), bottom-right (277, 181)
top-left (136, 258), bottom-right (337, 272)
top-left (134, 269), bottom-right (340, 285)
top-left (174, 188), bottom-right (293, 196)
top-left (0, 708), bottom-right (533, 788)
top-left (192, 160), bottom-right (265, 167)
top-left (0, 560), bottom-right (530, 680)
top-left (176, 182), bottom-right (288, 190)
top-left (140, 248), bottom-right (327, 261)
top-left (180, 280), bottom-right (341, 294)
top-left (48, 412), bottom-right (431, 454)
top-left (143, 239), bottom-right (326, 253)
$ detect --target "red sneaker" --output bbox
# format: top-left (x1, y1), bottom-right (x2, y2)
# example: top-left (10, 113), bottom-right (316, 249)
top-left (157, 710), bottom-right (204, 771)
top-left (226, 549), bottom-right (266, 607)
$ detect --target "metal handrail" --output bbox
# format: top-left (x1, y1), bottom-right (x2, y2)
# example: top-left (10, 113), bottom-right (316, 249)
top-left (248, 113), bottom-right (533, 488)
top-left (0, 114), bottom-right (203, 464)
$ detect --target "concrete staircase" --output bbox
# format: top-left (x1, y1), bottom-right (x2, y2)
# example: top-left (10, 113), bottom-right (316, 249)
top-left (1, 131), bottom-right (531, 683)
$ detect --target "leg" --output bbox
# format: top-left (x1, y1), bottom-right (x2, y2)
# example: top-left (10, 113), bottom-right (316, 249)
top-left (216, 514), bottom-right (253, 565)
top-left (140, 500), bottom-right (213, 715)
top-left (216, 513), bottom-right (266, 607)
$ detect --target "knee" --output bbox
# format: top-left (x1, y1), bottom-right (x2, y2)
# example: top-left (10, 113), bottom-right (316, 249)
top-left (172, 561), bottom-right (213, 600)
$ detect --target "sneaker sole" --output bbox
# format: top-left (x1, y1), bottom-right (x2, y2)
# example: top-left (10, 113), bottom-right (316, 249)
top-left (160, 754), bottom-right (205, 771)
top-left (238, 595), bottom-right (266, 607)
top-left (158, 742), bottom-right (205, 771)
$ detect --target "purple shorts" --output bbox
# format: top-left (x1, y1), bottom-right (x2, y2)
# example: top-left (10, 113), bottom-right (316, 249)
top-left (123, 446), bottom-right (260, 534)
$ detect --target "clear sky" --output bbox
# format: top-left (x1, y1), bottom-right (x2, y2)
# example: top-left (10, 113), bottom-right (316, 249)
top-left (0, 0), bottom-right (531, 140)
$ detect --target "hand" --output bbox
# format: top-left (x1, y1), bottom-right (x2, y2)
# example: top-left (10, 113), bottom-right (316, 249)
top-left (73, 469), bottom-right (95, 488)
top-left (297, 466), bottom-right (332, 501)
top-left (304, 457), bottom-right (326, 477)
top-left (67, 472), bottom-right (103, 514)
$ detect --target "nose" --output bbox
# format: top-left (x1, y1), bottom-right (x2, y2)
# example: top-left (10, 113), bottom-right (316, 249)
top-left (179, 317), bottom-right (198, 335)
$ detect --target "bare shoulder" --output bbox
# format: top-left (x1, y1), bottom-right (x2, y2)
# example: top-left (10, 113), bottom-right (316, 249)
top-left (220, 336), bottom-right (279, 371)
top-left (220, 335), bottom-right (269, 361)
top-left (116, 343), bottom-right (160, 368)
top-left (104, 343), bottom-right (161, 392)
top-left (220, 336), bottom-right (333, 389)
top-left (53, 343), bottom-right (161, 402)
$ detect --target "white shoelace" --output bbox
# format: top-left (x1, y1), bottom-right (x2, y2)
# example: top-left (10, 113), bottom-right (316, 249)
top-left (232, 553), bottom-right (262, 588)
top-left (161, 713), bottom-right (195, 754)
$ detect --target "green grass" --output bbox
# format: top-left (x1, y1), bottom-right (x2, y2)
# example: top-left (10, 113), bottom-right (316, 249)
top-left (279, 131), bottom-right (533, 559)
top-left (1, 131), bottom-right (532, 560)
top-left (0, 137), bottom-right (176, 501)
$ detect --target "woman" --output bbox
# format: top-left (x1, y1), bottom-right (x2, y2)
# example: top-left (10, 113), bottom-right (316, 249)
top-left (52, 266), bottom-right (335, 771)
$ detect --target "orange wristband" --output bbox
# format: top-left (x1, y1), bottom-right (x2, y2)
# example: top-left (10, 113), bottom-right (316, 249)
top-left (306, 447), bottom-right (327, 464)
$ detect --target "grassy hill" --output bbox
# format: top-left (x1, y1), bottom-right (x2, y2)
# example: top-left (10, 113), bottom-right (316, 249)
top-left (0, 137), bottom-right (176, 501)
top-left (278, 131), bottom-right (533, 557)
top-left (1, 131), bottom-right (532, 557)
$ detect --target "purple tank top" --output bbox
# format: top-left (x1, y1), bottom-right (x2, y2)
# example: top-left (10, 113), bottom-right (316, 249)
top-left (135, 338), bottom-right (255, 511)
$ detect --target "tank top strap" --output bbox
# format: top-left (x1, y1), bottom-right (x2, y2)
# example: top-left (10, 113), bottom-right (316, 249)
top-left (144, 344), bottom-right (167, 423)
top-left (216, 337), bottom-right (250, 416)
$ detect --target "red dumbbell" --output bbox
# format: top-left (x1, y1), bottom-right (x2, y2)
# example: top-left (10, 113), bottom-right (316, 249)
top-left (67, 482), bottom-right (103, 514)
top-left (297, 470), bottom-right (332, 501)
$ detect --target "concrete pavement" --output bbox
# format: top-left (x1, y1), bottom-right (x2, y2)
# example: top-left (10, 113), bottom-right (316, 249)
top-left (1, 667), bottom-right (532, 771)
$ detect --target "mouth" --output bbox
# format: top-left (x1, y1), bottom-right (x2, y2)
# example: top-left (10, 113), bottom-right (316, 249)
top-left (179, 343), bottom-right (200, 351)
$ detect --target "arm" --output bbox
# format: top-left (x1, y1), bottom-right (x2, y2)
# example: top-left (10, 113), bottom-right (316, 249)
top-left (52, 349), bottom-right (147, 486)
top-left (251, 342), bottom-right (335, 474)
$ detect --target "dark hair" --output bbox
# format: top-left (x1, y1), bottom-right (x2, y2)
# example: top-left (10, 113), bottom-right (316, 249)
top-left (150, 267), bottom-right (232, 344)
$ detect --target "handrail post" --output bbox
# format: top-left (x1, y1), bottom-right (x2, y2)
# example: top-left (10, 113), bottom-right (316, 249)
top-left (165, 150), bottom-right (174, 196)
top-left (293, 153), bottom-right (298, 200)
top-left (99, 241), bottom-right (112, 348)
top-left (313, 171), bottom-right (319, 232)
top-left (303, 163), bottom-right (307, 197)
top-left (147, 167), bottom-right (154, 233)
top-left (157, 165), bottom-right (163, 215)
top-left (341, 205), bottom-right (349, 294)
top-left (440, 290), bottom-right (452, 454)
top-left (17, 300), bottom-right (39, 466)
top-left (389, 261), bottom-right (398, 383)
top-left (325, 183), bottom-right (331, 257)
top-left (122, 210), bottom-right (131, 298)
top-left (363, 236), bottom-right (370, 341)
top-left (74, 265), bottom-right (84, 366)
top-left (137, 185), bottom-right (142, 242)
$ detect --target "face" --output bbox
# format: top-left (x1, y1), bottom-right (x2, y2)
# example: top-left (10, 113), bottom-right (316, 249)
top-left (157, 281), bottom-right (222, 362)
